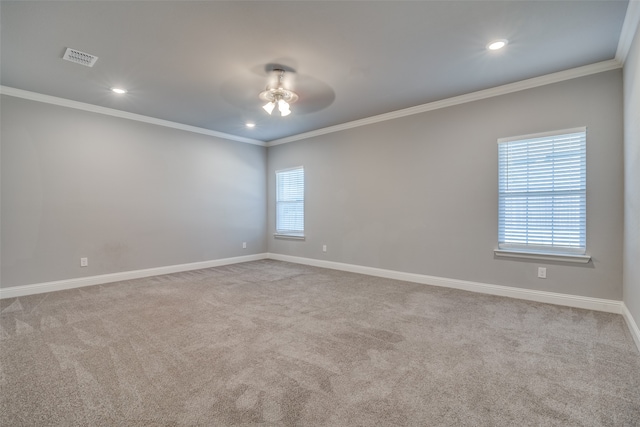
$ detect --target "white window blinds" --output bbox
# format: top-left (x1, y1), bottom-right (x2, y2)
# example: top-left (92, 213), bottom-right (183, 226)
top-left (276, 166), bottom-right (304, 236)
top-left (498, 128), bottom-right (586, 255)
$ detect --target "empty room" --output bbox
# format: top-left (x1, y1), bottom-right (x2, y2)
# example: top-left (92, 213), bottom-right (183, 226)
top-left (1, 1), bottom-right (639, 425)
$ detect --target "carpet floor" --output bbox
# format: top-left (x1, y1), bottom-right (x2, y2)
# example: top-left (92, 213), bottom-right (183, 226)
top-left (1, 260), bottom-right (639, 426)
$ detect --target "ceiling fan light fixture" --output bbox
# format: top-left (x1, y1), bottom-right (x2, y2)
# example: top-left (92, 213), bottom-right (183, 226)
top-left (278, 99), bottom-right (291, 116)
top-left (263, 101), bottom-right (276, 114)
top-left (259, 69), bottom-right (298, 116)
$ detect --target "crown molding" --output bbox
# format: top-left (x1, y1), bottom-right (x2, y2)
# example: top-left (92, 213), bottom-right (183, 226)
top-left (0, 86), bottom-right (267, 147)
top-left (2, 59), bottom-right (623, 149)
top-left (616, 0), bottom-right (640, 64)
top-left (267, 59), bottom-right (622, 146)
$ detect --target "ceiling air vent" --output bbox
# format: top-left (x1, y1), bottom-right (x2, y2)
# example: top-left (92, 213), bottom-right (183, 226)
top-left (62, 48), bottom-right (98, 67)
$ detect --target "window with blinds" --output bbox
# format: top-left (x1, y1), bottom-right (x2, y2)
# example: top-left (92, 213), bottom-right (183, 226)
top-left (498, 128), bottom-right (586, 255)
top-left (276, 166), bottom-right (304, 236)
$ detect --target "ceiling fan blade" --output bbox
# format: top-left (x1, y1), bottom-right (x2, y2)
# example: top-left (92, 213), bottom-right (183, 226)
top-left (220, 65), bottom-right (335, 115)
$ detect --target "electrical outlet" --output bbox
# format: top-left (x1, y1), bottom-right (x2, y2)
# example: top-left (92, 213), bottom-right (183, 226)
top-left (242, 242), bottom-right (247, 249)
top-left (80, 257), bottom-right (88, 267)
top-left (322, 245), bottom-right (327, 252)
top-left (537, 267), bottom-right (547, 279)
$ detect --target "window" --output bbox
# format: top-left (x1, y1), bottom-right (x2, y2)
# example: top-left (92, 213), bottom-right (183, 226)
top-left (497, 128), bottom-right (587, 259)
top-left (275, 166), bottom-right (304, 237)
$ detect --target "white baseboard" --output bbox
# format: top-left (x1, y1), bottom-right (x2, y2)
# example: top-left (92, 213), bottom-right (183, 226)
top-left (267, 253), bottom-right (624, 315)
top-left (622, 304), bottom-right (640, 353)
top-left (2, 252), bottom-right (636, 351)
top-left (1, 252), bottom-right (624, 315)
top-left (0, 253), bottom-right (268, 299)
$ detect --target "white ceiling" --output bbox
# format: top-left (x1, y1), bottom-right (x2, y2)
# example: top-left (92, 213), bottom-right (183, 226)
top-left (0, 1), bottom-right (630, 142)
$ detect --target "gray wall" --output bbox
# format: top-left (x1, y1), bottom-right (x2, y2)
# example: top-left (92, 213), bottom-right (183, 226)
top-left (1, 96), bottom-right (267, 287)
top-left (268, 70), bottom-right (624, 300)
top-left (1, 68), bottom-right (626, 303)
top-left (623, 23), bottom-right (640, 324)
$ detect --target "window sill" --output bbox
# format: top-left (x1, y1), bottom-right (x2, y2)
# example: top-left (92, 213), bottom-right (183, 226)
top-left (494, 249), bottom-right (591, 264)
top-left (274, 234), bottom-right (306, 240)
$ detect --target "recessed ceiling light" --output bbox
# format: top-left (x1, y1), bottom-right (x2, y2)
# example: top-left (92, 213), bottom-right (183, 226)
top-left (487, 39), bottom-right (508, 51)
top-left (111, 87), bottom-right (127, 94)
top-left (246, 123), bottom-right (256, 128)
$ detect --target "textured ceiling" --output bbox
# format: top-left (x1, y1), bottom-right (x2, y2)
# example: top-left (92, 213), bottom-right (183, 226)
top-left (0, 1), bottom-right (630, 142)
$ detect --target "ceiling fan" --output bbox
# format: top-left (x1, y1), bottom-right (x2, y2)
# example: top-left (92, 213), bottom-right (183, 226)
top-left (219, 63), bottom-right (335, 117)
top-left (259, 69), bottom-right (299, 117)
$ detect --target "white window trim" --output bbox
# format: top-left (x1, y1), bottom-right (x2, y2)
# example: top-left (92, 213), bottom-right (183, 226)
top-left (497, 127), bottom-right (589, 262)
top-left (497, 127), bottom-right (587, 144)
top-left (275, 166), bottom-right (305, 238)
top-left (494, 249), bottom-right (591, 264)
top-left (273, 233), bottom-right (306, 240)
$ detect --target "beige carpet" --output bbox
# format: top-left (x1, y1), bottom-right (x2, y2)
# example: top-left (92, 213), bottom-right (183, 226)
top-left (1, 260), bottom-right (639, 426)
